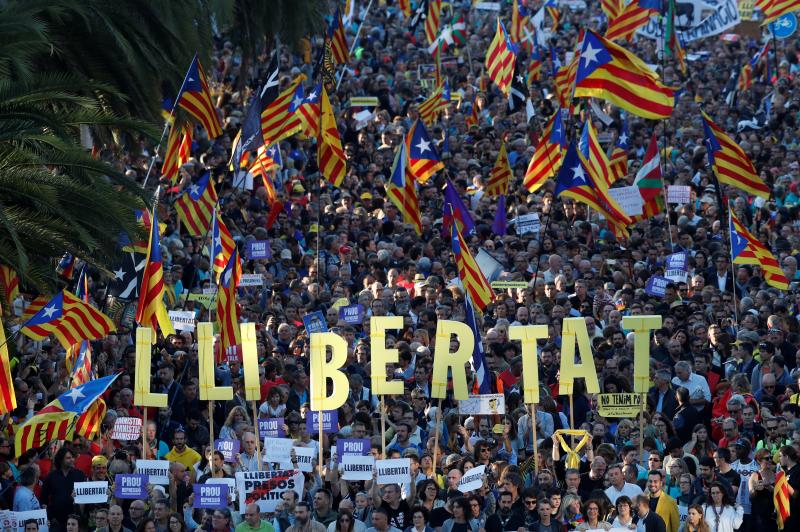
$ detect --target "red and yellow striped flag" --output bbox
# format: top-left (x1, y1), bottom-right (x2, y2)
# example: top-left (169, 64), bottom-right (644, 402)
top-left (175, 55), bottom-right (222, 139)
top-left (175, 171), bottom-right (218, 237)
top-left (760, 0), bottom-right (800, 23)
top-left (15, 412), bottom-right (76, 456)
top-left (451, 223), bottom-right (493, 311)
top-left (161, 123), bottom-right (192, 184)
top-left (775, 470), bottom-right (791, 529)
top-left (0, 310), bottom-right (16, 416)
top-left (524, 108), bottom-right (566, 192)
top-left (425, 0), bottom-right (443, 45)
top-left (216, 249), bottom-right (242, 355)
top-left (74, 398), bottom-right (106, 440)
top-left (20, 290), bottom-right (116, 349)
top-left (485, 143), bottom-right (512, 197)
top-left (418, 82), bottom-right (449, 126)
top-left (0, 265), bottom-right (19, 309)
top-left (605, 0), bottom-right (657, 42)
top-left (328, 8), bottom-right (349, 64)
top-left (317, 86), bottom-right (347, 187)
top-left (485, 19), bottom-right (518, 95)
top-left (731, 211), bottom-right (789, 290)
top-left (261, 75), bottom-right (306, 148)
top-left (135, 209), bottom-right (175, 337)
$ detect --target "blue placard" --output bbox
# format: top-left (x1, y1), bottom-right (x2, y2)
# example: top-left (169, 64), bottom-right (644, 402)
top-left (645, 275), bottom-right (670, 298)
top-left (306, 410), bottom-right (339, 434)
top-left (246, 240), bottom-right (272, 260)
top-left (258, 418), bottom-right (285, 438)
top-left (214, 439), bottom-right (240, 462)
top-left (114, 474), bottom-right (148, 499)
top-left (337, 438), bottom-right (371, 457)
top-left (665, 251), bottom-right (688, 271)
top-left (339, 304), bottom-right (364, 325)
top-left (302, 311), bottom-right (328, 333)
top-left (194, 484), bottom-right (229, 508)
top-left (771, 12), bottom-right (797, 39)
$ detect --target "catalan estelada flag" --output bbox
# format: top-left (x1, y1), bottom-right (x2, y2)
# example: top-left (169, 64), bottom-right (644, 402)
top-left (66, 340), bottom-right (93, 388)
top-left (249, 144), bottom-right (281, 180)
top-left (175, 171), bottom-right (218, 237)
top-left (216, 249), bottom-right (242, 356)
top-left (731, 210), bottom-right (789, 290)
top-left (702, 111), bottom-right (770, 198)
top-left (418, 81), bottom-right (450, 126)
top-left (56, 253), bottom-right (76, 280)
top-left (510, 0), bottom-right (531, 44)
top-left (443, 178), bottom-right (476, 235)
top-left (398, 0), bottom-right (412, 17)
top-left (0, 311), bottom-right (16, 415)
top-left (602, 0), bottom-right (620, 18)
top-left (261, 75), bottom-right (306, 148)
top-left (775, 470), bottom-right (791, 529)
top-left (554, 33), bottom-right (582, 109)
top-left (0, 266), bottom-right (19, 308)
top-left (759, 0), bottom-right (800, 23)
top-left (135, 209), bottom-right (175, 337)
top-left (465, 97), bottom-right (480, 128)
top-left (161, 123), bottom-right (192, 183)
top-left (528, 41), bottom-right (543, 83)
top-left (485, 19), bottom-right (518, 95)
top-left (328, 8), bottom-right (349, 64)
top-left (574, 30), bottom-right (674, 119)
top-left (175, 55), bottom-right (222, 139)
top-left (609, 116), bottom-right (629, 181)
top-left (524, 107), bottom-right (566, 192)
top-left (20, 290), bottom-right (115, 349)
top-left (406, 120), bottom-right (443, 184)
top-left (74, 398), bottom-right (106, 440)
top-left (211, 209), bottom-right (236, 281)
top-left (297, 83), bottom-right (322, 137)
top-left (425, 0), bottom-right (443, 45)
top-left (387, 143), bottom-right (423, 235)
top-left (604, 0), bottom-right (658, 42)
top-left (485, 143), bottom-right (512, 197)
top-left (451, 222), bottom-right (493, 312)
top-left (739, 42), bottom-right (770, 92)
top-left (318, 85), bottom-right (347, 188)
top-left (579, 119), bottom-right (615, 188)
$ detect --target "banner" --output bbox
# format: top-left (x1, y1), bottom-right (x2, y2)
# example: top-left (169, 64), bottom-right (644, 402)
top-left (114, 474), bottom-right (148, 499)
top-left (597, 393), bottom-right (643, 417)
top-left (342, 455), bottom-right (376, 481)
top-left (638, 0), bottom-right (740, 42)
top-left (516, 213), bottom-right (541, 235)
top-left (665, 252), bottom-right (689, 283)
top-left (194, 484), bottom-right (229, 509)
top-left (135, 459), bottom-right (170, 485)
top-left (263, 437), bottom-right (294, 463)
top-left (337, 438), bottom-right (371, 457)
top-left (73, 481), bottom-right (109, 504)
top-left (246, 240), bottom-right (272, 260)
top-left (111, 417), bottom-right (142, 440)
top-left (306, 410), bottom-right (338, 433)
top-left (258, 418), bottom-right (285, 438)
top-left (168, 310), bottom-right (196, 332)
top-left (458, 394), bottom-right (506, 415)
top-left (376, 458), bottom-right (411, 485)
top-left (15, 511), bottom-right (47, 532)
top-left (236, 470), bottom-right (305, 513)
top-left (215, 439), bottom-right (240, 462)
top-left (339, 304), bottom-right (364, 325)
top-left (458, 464), bottom-right (486, 492)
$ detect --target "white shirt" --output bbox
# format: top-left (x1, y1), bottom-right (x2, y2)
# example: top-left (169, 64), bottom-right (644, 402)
top-left (671, 373), bottom-right (711, 402)
top-left (605, 482), bottom-right (643, 504)
top-left (702, 504), bottom-right (743, 532)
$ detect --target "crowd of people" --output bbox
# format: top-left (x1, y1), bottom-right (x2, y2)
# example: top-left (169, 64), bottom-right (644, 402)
top-left (3, 0), bottom-right (800, 532)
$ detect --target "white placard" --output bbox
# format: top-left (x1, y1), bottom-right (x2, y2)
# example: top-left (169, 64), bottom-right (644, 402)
top-left (239, 274), bottom-right (264, 287)
top-left (203, 286), bottom-right (218, 295)
top-left (111, 417), bottom-right (142, 440)
top-left (206, 476), bottom-right (237, 498)
top-left (667, 185), bottom-right (692, 204)
top-left (291, 446), bottom-right (315, 472)
top-left (475, 2), bottom-right (501, 9)
top-left (135, 459), bottom-right (170, 485)
top-left (168, 310), bottom-right (196, 332)
top-left (458, 464), bottom-right (486, 492)
top-left (458, 394), bottom-right (506, 415)
top-left (342, 455), bottom-right (376, 481)
top-left (263, 437), bottom-right (294, 463)
top-left (516, 213), bottom-right (541, 235)
top-left (375, 458), bottom-right (411, 485)
top-left (608, 186), bottom-right (644, 216)
top-left (0, 511), bottom-right (16, 531)
top-left (236, 470), bottom-right (304, 513)
top-left (74, 481), bottom-right (109, 504)
top-left (15, 510), bottom-right (47, 532)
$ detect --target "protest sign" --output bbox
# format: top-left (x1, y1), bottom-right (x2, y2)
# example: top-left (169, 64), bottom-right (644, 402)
top-left (111, 417), bottom-right (142, 440)
top-left (458, 394), bottom-right (506, 415)
top-left (246, 240), bottom-right (271, 260)
top-left (376, 458), bottom-right (411, 485)
top-left (645, 276), bottom-right (670, 298)
top-left (667, 185), bottom-right (692, 203)
top-left (15, 510), bottom-right (47, 532)
top-left (168, 310), bottom-right (196, 332)
top-left (665, 252), bottom-right (689, 283)
top-left (215, 439), bottom-right (240, 463)
top-left (302, 311), bottom-right (328, 333)
top-left (187, 292), bottom-right (215, 307)
top-left (306, 410), bottom-right (338, 433)
top-left (73, 481), bottom-right (109, 504)
top-left (236, 470), bottom-right (305, 513)
top-left (638, 0), bottom-right (740, 42)
top-left (339, 304), bottom-right (364, 325)
top-left (608, 186), bottom-right (644, 216)
top-left (258, 418), bottom-right (285, 439)
top-left (337, 438), bottom-right (371, 457)
top-left (516, 213), bottom-right (541, 235)
top-left (475, 248), bottom-right (504, 282)
top-left (291, 446), bottom-right (315, 472)
top-left (474, 2), bottom-right (500, 9)
top-left (239, 274), bottom-right (264, 287)
top-left (458, 464), bottom-right (486, 492)
top-left (597, 393), bottom-right (643, 417)
top-left (194, 484), bottom-right (229, 509)
top-left (349, 96), bottom-right (380, 107)
top-left (490, 281), bottom-right (529, 289)
top-left (135, 459), bottom-right (170, 485)
top-left (114, 474), bottom-right (148, 499)
top-left (0, 511), bottom-right (15, 531)
top-left (342, 455), bottom-right (376, 481)
top-left (263, 437), bottom-right (294, 463)
top-left (206, 477), bottom-right (237, 498)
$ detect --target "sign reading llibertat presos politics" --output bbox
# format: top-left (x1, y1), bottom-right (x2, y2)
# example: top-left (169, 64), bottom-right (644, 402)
top-left (638, 0), bottom-right (740, 42)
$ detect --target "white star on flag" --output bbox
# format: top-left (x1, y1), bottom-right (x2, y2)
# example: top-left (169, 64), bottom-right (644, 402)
top-left (64, 387), bottom-right (85, 402)
top-left (42, 305), bottom-right (58, 319)
top-left (113, 268), bottom-right (125, 280)
top-left (189, 185), bottom-right (200, 196)
top-left (572, 164), bottom-right (587, 184)
top-left (581, 43), bottom-right (601, 67)
top-left (415, 138), bottom-right (431, 153)
top-left (618, 133), bottom-right (628, 145)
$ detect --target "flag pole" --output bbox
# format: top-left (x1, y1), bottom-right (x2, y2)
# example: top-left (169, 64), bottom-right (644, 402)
top-left (381, 398), bottom-right (387, 457)
top-left (659, 15), bottom-right (675, 250)
top-left (530, 403), bottom-right (539, 472)
top-left (252, 400), bottom-right (262, 471)
top-left (141, 114), bottom-right (176, 189)
top-left (209, 400), bottom-right (215, 475)
top-left (727, 204), bottom-right (740, 331)
top-left (336, 0), bottom-right (376, 90)
top-left (432, 398), bottom-right (442, 475)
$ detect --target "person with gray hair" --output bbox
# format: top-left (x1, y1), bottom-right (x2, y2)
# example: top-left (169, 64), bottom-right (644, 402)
top-left (648, 369), bottom-right (678, 419)
top-left (671, 361), bottom-right (711, 402)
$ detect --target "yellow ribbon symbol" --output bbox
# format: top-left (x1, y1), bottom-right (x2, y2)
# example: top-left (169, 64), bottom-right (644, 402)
top-left (553, 429), bottom-right (590, 469)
